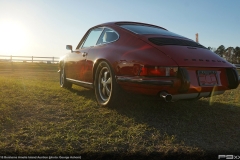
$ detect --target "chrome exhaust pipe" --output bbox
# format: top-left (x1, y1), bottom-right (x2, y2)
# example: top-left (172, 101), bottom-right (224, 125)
top-left (159, 92), bottom-right (172, 102)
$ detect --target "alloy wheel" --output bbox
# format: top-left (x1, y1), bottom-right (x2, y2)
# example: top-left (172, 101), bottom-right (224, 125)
top-left (98, 66), bottom-right (112, 102)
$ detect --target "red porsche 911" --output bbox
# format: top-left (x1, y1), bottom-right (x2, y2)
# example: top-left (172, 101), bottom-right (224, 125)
top-left (59, 21), bottom-right (240, 107)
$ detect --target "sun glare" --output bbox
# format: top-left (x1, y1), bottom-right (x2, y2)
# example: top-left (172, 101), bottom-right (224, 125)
top-left (0, 21), bottom-right (28, 55)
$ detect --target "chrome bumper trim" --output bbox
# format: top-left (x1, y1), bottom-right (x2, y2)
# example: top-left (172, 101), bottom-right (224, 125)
top-left (116, 76), bottom-right (173, 85)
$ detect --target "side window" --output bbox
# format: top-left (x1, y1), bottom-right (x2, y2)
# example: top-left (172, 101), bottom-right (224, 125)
top-left (81, 27), bottom-right (103, 48)
top-left (96, 28), bottom-right (119, 45)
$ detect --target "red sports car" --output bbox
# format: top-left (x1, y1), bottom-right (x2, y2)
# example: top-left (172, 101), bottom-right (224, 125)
top-left (59, 21), bottom-right (240, 107)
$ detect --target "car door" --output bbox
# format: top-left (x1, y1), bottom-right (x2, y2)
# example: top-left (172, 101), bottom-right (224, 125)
top-left (65, 48), bottom-right (89, 81)
top-left (65, 50), bottom-right (77, 80)
top-left (83, 28), bottom-right (120, 83)
top-left (75, 27), bottom-right (104, 81)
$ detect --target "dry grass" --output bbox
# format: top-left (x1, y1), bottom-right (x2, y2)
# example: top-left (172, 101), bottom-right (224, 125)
top-left (0, 62), bottom-right (240, 159)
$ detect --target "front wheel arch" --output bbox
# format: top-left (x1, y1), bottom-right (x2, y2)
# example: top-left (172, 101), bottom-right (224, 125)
top-left (59, 62), bottom-right (72, 89)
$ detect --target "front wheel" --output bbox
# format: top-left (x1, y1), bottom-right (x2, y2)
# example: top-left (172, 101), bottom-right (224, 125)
top-left (60, 68), bottom-right (72, 89)
top-left (94, 61), bottom-right (120, 107)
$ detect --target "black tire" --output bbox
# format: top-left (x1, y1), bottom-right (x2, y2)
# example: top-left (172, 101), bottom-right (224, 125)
top-left (94, 61), bottom-right (120, 107)
top-left (60, 67), bottom-right (72, 89)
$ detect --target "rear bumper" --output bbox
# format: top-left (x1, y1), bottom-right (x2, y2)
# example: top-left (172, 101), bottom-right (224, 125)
top-left (116, 76), bottom-right (227, 100)
top-left (116, 67), bottom-right (239, 100)
top-left (226, 68), bottom-right (239, 89)
top-left (116, 75), bottom-right (185, 96)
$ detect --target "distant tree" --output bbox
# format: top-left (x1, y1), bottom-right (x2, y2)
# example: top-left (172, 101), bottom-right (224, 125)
top-left (215, 45), bottom-right (225, 57)
top-left (234, 46), bottom-right (240, 64)
top-left (208, 46), bottom-right (217, 53)
top-left (212, 48), bottom-right (217, 52)
top-left (225, 47), bottom-right (234, 63)
top-left (208, 45), bottom-right (240, 63)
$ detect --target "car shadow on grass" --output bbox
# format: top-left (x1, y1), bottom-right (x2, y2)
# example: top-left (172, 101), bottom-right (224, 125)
top-left (66, 86), bottom-right (240, 156)
top-left (69, 86), bottom-right (96, 100)
top-left (112, 94), bottom-right (240, 154)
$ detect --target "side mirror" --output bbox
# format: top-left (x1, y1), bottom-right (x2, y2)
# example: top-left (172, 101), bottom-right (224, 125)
top-left (66, 45), bottom-right (72, 52)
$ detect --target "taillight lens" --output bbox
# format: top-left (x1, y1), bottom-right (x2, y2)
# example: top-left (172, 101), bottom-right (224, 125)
top-left (139, 66), bottom-right (178, 77)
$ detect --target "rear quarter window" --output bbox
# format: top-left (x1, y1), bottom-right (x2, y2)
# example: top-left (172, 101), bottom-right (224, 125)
top-left (96, 28), bottom-right (119, 45)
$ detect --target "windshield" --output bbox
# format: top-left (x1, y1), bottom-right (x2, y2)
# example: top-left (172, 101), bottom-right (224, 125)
top-left (120, 24), bottom-right (185, 38)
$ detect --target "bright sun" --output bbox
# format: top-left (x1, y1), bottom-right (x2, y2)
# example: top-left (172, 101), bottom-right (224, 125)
top-left (0, 21), bottom-right (28, 55)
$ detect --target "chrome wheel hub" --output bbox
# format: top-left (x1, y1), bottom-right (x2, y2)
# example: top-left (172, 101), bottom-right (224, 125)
top-left (98, 67), bottom-right (112, 102)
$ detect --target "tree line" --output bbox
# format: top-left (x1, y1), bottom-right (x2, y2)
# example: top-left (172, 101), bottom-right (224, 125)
top-left (208, 45), bottom-right (240, 64)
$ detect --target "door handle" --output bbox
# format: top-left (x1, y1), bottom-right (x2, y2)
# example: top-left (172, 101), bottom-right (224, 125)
top-left (82, 52), bottom-right (88, 57)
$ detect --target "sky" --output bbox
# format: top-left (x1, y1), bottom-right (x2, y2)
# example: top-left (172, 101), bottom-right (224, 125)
top-left (0, 0), bottom-right (239, 58)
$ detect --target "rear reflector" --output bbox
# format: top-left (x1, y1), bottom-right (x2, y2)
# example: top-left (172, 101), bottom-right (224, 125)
top-left (140, 66), bottom-right (178, 77)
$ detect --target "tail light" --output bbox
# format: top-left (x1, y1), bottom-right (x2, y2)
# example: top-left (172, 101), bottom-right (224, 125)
top-left (139, 66), bottom-right (178, 77)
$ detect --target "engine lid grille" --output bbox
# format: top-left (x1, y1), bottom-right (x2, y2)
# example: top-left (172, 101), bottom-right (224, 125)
top-left (149, 37), bottom-right (206, 49)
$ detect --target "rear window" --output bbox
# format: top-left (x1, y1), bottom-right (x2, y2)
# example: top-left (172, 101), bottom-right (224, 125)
top-left (120, 24), bottom-right (184, 38)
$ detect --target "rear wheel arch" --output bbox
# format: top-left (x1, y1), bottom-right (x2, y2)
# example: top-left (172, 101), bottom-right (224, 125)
top-left (93, 60), bottom-right (122, 107)
top-left (93, 59), bottom-right (116, 85)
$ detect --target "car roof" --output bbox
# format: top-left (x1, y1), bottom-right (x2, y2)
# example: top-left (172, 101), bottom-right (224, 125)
top-left (97, 21), bottom-right (168, 31)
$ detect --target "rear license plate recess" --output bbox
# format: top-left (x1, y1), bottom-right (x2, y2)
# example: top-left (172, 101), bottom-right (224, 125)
top-left (197, 70), bottom-right (218, 86)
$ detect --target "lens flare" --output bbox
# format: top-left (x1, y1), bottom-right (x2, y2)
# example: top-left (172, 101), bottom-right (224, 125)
top-left (209, 85), bottom-right (217, 105)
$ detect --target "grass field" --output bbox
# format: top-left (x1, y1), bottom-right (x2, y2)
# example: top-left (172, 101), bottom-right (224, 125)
top-left (0, 62), bottom-right (240, 159)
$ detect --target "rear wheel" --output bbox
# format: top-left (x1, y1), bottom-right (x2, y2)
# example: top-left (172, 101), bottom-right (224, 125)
top-left (60, 67), bottom-right (72, 89)
top-left (94, 61), bottom-right (120, 107)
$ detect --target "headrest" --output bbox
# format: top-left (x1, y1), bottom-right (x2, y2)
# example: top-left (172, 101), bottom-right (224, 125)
top-left (104, 32), bottom-right (118, 42)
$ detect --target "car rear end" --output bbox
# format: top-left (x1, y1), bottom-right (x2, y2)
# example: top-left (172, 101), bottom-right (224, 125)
top-left (116, 22), bottom-right (240, 101)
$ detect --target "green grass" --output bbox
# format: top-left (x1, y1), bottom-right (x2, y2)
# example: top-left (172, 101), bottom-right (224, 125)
top-left (0, 63), bottom-right (240, 159)
top-left (0, 62), bottom-right (58, 71)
